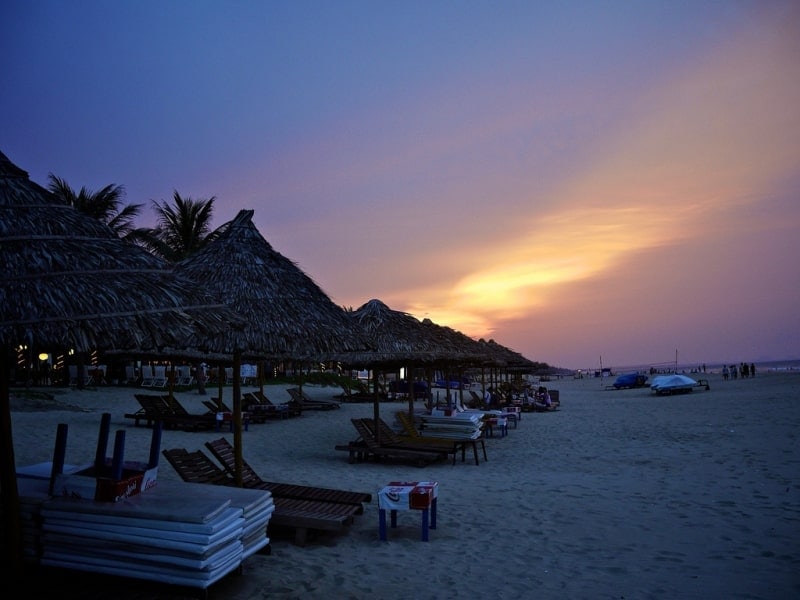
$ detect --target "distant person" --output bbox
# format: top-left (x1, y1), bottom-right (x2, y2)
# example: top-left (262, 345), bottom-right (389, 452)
top-left (197, 362), bottom-right (208, 395)
top-left (750, 363), bottom-right (756, 377)
top-left (484, 387), bottom-right (497, 409)
top-left (521, 388), bottom-right (535, 409)
top-left (533, 386), bottom-right (552, 410)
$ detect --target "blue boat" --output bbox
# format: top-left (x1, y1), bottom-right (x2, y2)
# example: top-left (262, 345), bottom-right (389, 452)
top-left (611, 372), bottom-right (648, 389)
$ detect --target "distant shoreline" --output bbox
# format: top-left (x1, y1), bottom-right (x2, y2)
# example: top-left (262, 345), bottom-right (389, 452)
top-left (570, 358), bottom-right (800, 375)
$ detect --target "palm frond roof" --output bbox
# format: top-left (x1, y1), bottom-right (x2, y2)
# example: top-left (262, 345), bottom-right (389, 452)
top-left (174, 209), bottom-right (371, 361)
top-left (0, 150), bottom-right (240, 354)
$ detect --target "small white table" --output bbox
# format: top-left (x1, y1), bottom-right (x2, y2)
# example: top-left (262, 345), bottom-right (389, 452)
top-left (378, 481), bottom-right (439, 541)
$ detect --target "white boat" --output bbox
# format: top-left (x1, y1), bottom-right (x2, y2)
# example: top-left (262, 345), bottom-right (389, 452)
top-left (650, 374), bottom-right (700, 395)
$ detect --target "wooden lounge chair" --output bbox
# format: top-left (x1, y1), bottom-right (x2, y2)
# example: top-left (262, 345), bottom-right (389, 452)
top-left (367, 418), bottom-right (473, 466)
top-left (201, 397), bottom-right (262, 426)
top-left (334, 418), bottom-right (448, 467)
top-left (243, 390), bottom-right (300, 418)
top-left (161, 447), bottom-right (234, 486)
top-left (124, 393), bottom-right (170, 427)
top-left (203, 398), bottom-right (232, 413)
top-left (161, 395), bottom-right (219, 430)
top-left (124, 393), bottom-right (217, 431)
top-left (395, 411), bottom-right (486, 466)
top-left (162, 447), bottom-right (359, 546)
top-left (205, 437), bottom-right (372, 510)
top-left (334, 378), bottom-right (385, 402)
top-left (286, 387), bottom-right (341, 411)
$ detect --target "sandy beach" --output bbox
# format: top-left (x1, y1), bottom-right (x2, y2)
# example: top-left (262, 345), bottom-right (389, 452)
top-left (9, 371), bottom-right (800, 599)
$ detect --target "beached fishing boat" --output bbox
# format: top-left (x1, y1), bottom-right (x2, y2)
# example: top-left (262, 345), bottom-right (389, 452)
top-left (650, 374), bottom-right (707, 395)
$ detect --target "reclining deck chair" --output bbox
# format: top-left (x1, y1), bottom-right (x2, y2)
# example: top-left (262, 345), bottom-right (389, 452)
top-left (286, 387), bottom-right (341, 410)
top-left (201, 397), bottom-right (230, 412)
top-left (125, 393), bottom-right (216, 430)
top-left (395, 411), bottom-right (487, 465)
top-left (124, 394), bottom-right (171, 427)
top-left (335, 418), bottom-right (448, 467)
top-left (243, 390), bottom-right (299, 418)
top-left (367, 418), bottom-right (473, 466)
top-left (205, 437), bottom-right (372, 510)
top-left (162, 395), bottom-right (218, 430)
top-left (162, 447), bottom-right (360, 546)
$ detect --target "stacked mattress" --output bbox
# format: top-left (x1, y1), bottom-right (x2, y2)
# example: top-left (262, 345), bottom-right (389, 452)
top-left (418, 413), bottom-right (484, 439)
top-left (12, 474), bottom-right (272, 591)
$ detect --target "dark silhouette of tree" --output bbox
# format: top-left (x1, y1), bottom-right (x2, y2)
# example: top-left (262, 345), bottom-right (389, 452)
top-left (142, 191), bottom-right (223, 262)
top-left (46, 174), bottom-right (146, 242)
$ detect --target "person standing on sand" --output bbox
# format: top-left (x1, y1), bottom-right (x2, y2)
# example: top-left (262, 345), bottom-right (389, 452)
top-left (484, 387), bottom-right (496, 409)
top-left (197, 362), bottom-right (207, 395)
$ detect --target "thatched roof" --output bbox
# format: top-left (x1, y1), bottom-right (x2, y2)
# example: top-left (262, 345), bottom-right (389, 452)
top-left (341, 299), bottom-right (534, 370)
top-left (419, 317), bottom-right (495, 367)
top-left (174, 209), bottom-right (371, 361)
top-left (477, 338), bottom-right (538, 371)
top-left (0, 151), bottom-right (241, 354)
top-left (340, 299), bottom-right (451, 367)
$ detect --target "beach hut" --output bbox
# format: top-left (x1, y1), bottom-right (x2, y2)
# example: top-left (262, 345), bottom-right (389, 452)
top-left (0, 151), bottom-right (241, 574)
top-left (173, 209), bottom-right (372, 485)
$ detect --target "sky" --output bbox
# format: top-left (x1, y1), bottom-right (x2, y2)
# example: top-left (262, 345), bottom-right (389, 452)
top-left (2, 1), bottom-right (799, 371)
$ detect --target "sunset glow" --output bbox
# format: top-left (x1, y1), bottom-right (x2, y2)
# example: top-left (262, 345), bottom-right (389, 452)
top-left (3, 1), bottom-right (798, 368)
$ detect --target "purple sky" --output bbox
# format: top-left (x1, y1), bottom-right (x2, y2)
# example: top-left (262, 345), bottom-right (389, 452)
top-left (3, 1), bottom-right (799, 370)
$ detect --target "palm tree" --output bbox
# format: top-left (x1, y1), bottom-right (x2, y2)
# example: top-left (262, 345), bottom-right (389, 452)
top-left (143, 191), bottom-right (222, 262)
top-left (47, 174), bottom-right (146, 242)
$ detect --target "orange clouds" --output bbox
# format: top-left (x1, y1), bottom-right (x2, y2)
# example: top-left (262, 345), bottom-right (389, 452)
top-left (398, 8), bottom-right (800, 361)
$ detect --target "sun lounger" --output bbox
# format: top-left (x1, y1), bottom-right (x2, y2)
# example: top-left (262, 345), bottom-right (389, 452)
top-left (243, 390), bottom-right (300, 418)
top-left (203, 398), bottom-right (232, 413)
top-left (335, 418), bottom-right (448, 467)
top-left (139, 365), bottom-right (155, 387)
top-left (124, 394), bottom-right (217, 431)
top-left (124, 394), bottom-right (170, 427)
top-left (286, 387), bottom-right (341, 410)
top-left (162, 395), bottom-right (220, 430)
top-left (369, 418), bottom-right (481, 466)
top-left (162, 447), bottom-right (360, 546)
top-left (334, 378), bottom-right (385, 402)
top-left (205, 437), bottom-right (372, 510)
top-left (394, 412), bottom-right (486, 465)
top-left (151, 365), bottom-right (168, 388)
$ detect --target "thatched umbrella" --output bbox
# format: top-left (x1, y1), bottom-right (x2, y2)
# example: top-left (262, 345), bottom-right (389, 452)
top-left (342, 299), bottom-right (459, 434)
top-left (476, 338), bottom-right (538, 394)
top-left (419, 317), bottom-right (495, 405)
top-left (0, 151), bottom-right (241, 573)
top-left (342, 300), bottom-right (538, 426)
top-left (173, 209), bottom-right (371, 485)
